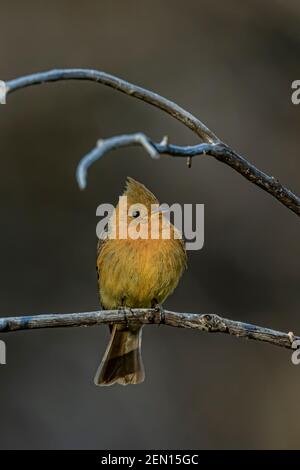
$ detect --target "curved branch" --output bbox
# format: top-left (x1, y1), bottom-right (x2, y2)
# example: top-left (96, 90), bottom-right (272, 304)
top-left (2, 68), bottom-right (299, 216)
top-left (76, 134), bottom-right (300, 216)
top-left (0, 309), bottom-right (298, 351)
top-left (4, 69), bottom-right (218, 143)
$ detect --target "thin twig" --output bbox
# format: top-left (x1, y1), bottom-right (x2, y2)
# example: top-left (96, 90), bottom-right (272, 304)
top-left (77, 135), bottom-right (300, 218)
top-left (76, 133), bottom-right (159, 190)
top-left (2, 68), bottom-right (299, 215)
top-left (0, 309), bottom-right (298, 351)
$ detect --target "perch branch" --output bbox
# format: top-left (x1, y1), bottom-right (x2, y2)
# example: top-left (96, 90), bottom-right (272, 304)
top-left (2, 68), bottom-right (299, 216)
top-left (0, 309), bottom-right (298, 351)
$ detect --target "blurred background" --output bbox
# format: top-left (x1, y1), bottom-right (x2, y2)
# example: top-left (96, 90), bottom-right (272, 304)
top-left (0, 0), bottom-right (299, 450)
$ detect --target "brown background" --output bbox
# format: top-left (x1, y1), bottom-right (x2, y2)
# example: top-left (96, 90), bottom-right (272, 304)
top-left (0, 0), bottom-right (299, 449)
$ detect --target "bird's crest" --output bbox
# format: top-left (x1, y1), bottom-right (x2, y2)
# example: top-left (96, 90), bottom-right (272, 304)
top-left (123, 177), bottom-right (159, 208)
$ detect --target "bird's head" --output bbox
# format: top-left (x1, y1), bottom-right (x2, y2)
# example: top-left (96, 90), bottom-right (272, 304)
top-left (109, 177), bottom-right (171, 240)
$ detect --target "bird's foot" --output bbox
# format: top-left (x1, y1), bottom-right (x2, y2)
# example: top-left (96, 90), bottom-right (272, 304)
top-left (118, 304), bottom-right (129, 329)
top-left (154, 303), bottom-right (165, 325)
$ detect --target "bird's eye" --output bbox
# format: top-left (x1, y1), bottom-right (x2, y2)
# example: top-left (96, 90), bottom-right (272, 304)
top-left (131, 210), bottom-right (140, 218)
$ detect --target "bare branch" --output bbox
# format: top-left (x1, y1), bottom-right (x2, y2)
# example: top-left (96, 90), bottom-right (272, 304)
top-left (3, 68), bottom-right (299, 215)
top-left (76, 133), bottom-right (159, 190)
top-left (0, 309), bottom-right (299, 351)
top-left (76, 134), bottom-right (300, 216)
top-left (5, 69), bottom-right (218, 143)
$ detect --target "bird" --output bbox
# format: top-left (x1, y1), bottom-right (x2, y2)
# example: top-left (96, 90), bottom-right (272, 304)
top-left (94, 177), bottom-right (187, 386)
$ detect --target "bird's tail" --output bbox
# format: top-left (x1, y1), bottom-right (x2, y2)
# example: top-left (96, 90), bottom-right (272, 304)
top-left (94, 324), bottom-right (145, 386)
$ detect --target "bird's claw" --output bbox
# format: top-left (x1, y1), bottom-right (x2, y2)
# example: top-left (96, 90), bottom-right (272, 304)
top-left (118, 305), bottom-right (129, 329)
top-left (154, 304), bottom-right (165, 325)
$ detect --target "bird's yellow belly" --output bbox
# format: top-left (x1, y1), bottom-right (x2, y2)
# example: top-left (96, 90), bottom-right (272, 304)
top-left (98, 239), bottom-right (185, 309)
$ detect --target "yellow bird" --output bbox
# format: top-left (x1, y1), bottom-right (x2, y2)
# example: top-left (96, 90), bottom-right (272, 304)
top-left (94, 177), bottom-right (187, 386)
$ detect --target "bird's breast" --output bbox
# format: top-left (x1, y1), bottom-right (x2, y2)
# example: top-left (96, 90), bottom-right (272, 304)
top-left (97, 237), bottom-right (186, 309)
